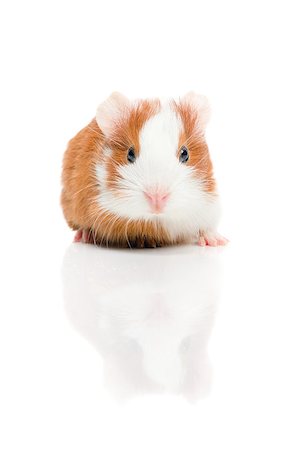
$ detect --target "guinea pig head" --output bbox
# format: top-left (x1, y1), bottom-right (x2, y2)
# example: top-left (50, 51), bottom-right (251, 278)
top-left (95, 91), bottom-right (219, 239)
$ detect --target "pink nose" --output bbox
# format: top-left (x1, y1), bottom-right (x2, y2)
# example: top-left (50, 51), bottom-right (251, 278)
top-left (144, 191), bottom-right (170, 213)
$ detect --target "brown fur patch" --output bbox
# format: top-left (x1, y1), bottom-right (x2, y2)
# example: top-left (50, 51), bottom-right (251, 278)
top-left (104, 99), bottom-right (160, 190)
top-left (61, 118), bottom-right (103, 230)
top-left (82, 208), bottom-right (173, 248)
top-left (174, 100), bottom-right (216, 193)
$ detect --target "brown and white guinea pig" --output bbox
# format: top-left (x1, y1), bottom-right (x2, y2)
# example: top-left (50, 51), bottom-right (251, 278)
top-left (61, 91), bottom-right (227, 248)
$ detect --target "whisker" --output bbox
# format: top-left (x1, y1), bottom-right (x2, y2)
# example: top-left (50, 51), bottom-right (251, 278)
top-left (124, 217), bottom-right (134, 248)
top-left (72, 182), bottom-right (100, 198)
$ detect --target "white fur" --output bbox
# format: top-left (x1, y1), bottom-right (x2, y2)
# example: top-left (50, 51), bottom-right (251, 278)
top-left (96, 92), bottom-right (129, 137)
top-left (96, 98), bottom-right (220, 241)
top-left (182, 91), bottom-right (211, 133)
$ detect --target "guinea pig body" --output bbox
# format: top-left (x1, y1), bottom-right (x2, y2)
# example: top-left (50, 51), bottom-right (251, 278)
top-left (61, 92), bottom-right (227, 247)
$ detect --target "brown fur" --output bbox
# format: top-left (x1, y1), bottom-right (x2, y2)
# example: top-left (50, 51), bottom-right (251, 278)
top-left (175, 100), bottom-right (216, 193)
top-left (105, 99), bottom-right (160, 190)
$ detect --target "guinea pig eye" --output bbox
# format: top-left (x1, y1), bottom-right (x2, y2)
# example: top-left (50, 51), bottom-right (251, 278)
top-left (179, 146), bottom-right (189, 163)
top-left (127, 147), bottom-right (136, 163)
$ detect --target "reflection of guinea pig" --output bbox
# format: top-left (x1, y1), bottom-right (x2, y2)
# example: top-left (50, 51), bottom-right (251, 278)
top-left (61, 91), bottom-right (227, 247)
top-left (62, 244), bottom-right (221, 401)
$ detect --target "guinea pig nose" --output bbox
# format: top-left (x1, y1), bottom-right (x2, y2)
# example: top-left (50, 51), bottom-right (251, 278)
top-left (144, 191), bottom-right (170, 213)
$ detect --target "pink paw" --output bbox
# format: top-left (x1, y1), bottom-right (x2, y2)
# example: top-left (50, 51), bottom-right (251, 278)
top-left (73, 229), bottom-right (93, 244)
top-left (198, 231), bottom-right (229, 247)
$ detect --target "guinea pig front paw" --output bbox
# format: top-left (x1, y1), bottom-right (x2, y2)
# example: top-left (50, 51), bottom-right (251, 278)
top-left (73, 229), bottom-right (94, 244)
top-left (198, 230), bottom-right (229, 247)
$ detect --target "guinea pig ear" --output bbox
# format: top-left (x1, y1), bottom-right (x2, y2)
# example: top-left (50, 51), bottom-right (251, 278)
top-left (181, 91), bottom-right (211, 132)
top-left (96, 92), bottom-right (130, 137)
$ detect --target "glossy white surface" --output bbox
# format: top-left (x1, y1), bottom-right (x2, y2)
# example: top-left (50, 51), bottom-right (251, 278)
top-left (1, 233), bottom-right (298, 449)
top-left (1, 1), bottom-right (298, 448)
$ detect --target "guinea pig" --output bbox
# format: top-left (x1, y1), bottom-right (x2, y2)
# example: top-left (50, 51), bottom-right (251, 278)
top-left (61, 92), bottom-right (227, 248)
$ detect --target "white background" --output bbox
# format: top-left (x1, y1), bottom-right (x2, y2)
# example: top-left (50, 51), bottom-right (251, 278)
top-left (1, 1), bottom-right (298, 449)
